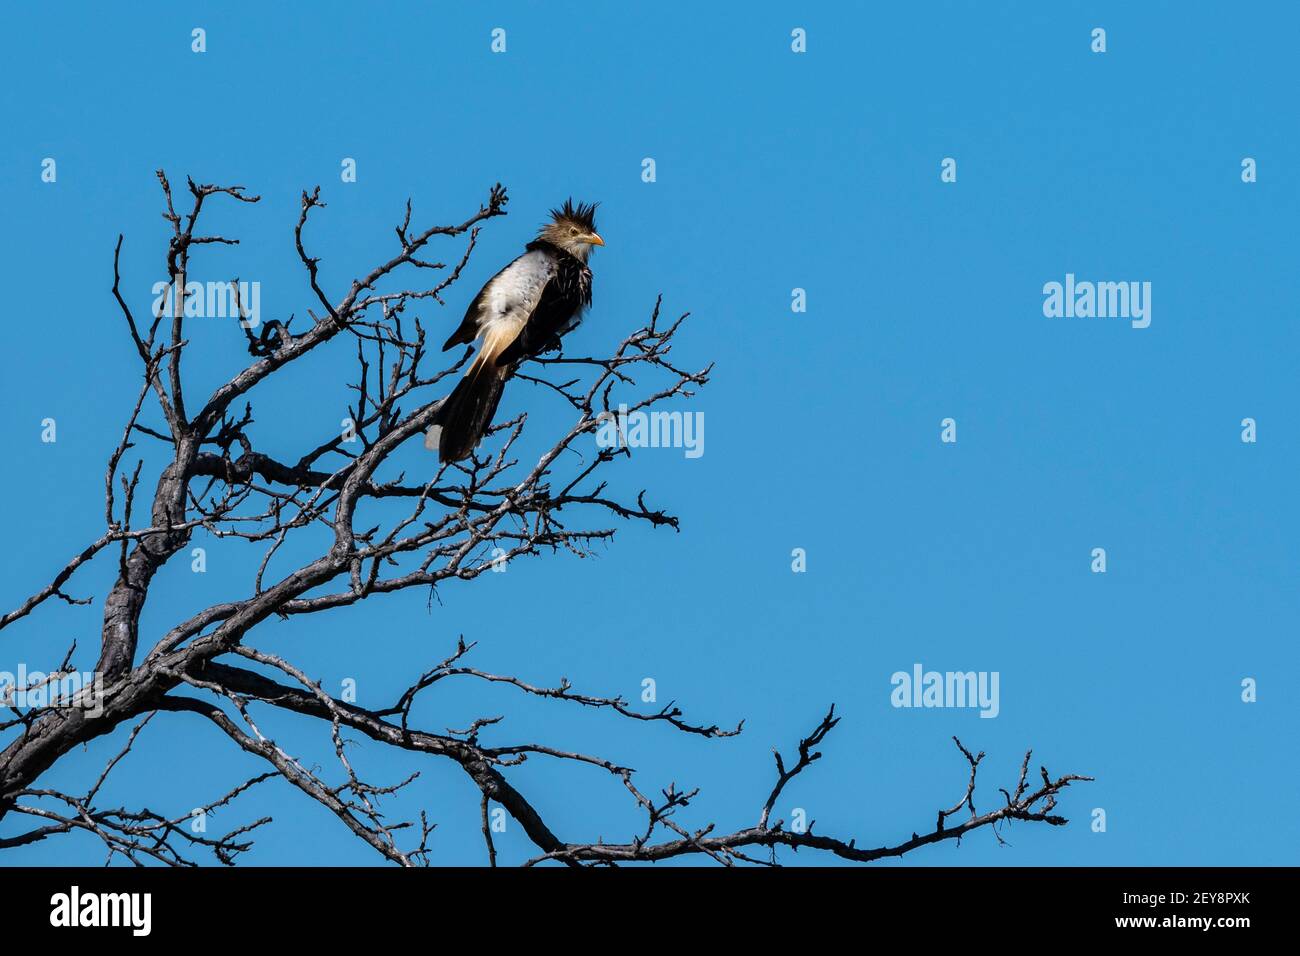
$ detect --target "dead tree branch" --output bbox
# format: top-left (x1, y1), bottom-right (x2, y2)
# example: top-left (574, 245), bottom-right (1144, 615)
top-left (0, 175), bottom-right (1089, 865)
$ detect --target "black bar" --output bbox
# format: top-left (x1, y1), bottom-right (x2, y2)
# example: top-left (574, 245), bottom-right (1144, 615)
top-left (0, 866), bottom-right (1284, 940)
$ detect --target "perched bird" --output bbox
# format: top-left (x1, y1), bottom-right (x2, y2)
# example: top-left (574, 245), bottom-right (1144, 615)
top-left (426, 199), bottom-right (603, 462)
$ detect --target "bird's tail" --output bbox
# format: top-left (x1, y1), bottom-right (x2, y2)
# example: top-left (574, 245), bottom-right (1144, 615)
top-left (425, 351), bottom-right (508, 463)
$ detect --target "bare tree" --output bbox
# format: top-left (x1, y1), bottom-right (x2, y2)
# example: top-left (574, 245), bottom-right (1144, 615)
top-left (0, 174), bottom-right (1091, 866)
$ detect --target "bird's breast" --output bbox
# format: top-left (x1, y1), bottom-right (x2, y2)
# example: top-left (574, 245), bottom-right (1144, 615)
top-left (483, 250), bottom-right (556, 324)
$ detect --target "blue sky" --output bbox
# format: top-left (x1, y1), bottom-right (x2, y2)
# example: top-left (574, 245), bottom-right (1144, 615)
top-left (1, 1), bottom-right (1296, 865)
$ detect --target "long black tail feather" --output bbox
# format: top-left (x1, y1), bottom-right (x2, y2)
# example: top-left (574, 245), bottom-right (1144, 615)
top-left (427, 362), bottom-right (507, 463)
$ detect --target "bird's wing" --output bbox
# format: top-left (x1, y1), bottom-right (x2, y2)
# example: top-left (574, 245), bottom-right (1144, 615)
top-left (441, 250), bottom-right (556, 352)
top-left (440, 285), bottom-right (488, 351)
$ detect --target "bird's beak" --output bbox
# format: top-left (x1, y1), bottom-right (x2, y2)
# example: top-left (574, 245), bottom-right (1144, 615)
top-left (586, 233), bottom-right (605, 246)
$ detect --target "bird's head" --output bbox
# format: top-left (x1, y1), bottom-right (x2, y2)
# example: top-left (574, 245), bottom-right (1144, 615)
top-left (538, 199), bottom-right (603, 261)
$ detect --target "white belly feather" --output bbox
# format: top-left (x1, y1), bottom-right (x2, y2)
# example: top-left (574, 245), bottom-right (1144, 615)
top-left (464, 249), bottom-right (554, 365)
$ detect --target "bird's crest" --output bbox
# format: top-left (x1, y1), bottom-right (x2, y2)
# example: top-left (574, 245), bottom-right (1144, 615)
top-left (549, 198), bottom-right (599, 232)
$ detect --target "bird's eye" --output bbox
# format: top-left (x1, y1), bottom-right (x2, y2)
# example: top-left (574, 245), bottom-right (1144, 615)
top-left (569, 226), bottom-right (579, 235)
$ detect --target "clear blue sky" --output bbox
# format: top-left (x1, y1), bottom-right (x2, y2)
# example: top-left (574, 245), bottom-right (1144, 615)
top-left (1, 1), bottom-right (1296, 866)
